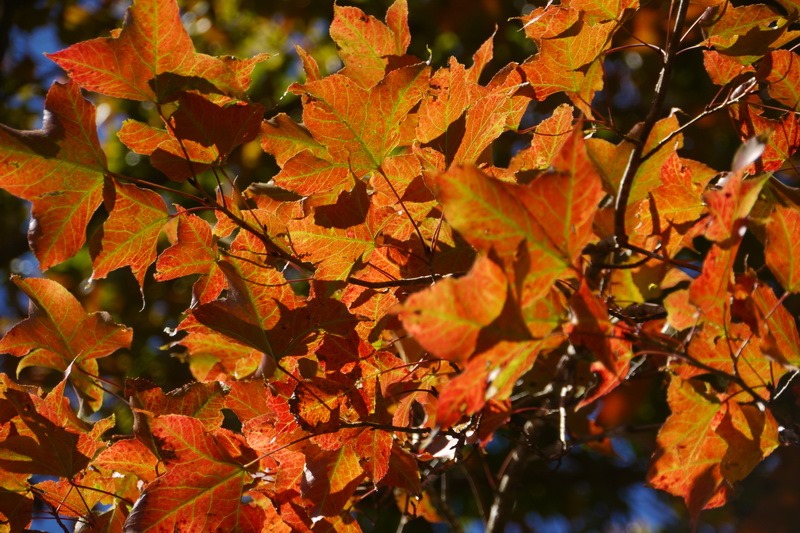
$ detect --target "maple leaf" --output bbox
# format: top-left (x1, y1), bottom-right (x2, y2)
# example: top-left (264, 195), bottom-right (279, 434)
top-left (259, 113), bottom-right (325, 167)
top-left (171, 314), bottom-right (263, 381)
top-left (434, 165), bottom-right (560, 288)
top-left (329, 0), bottom-right (410, 88)
top-left (35, 470), bottom-right (113, 518)
top-left (648, 376), bottom-right (779, 522)
top-left (0, 80), bottom-right (106, 270)
top-left (751, 281), bottom-right (800, 368)
top-left (397, 255), bottom-right (508, 364)
top-left (155, 210), bottom-right (226, 306)
top-left (290, 62), bottom-right (429, 173)
top-left (119, 93), bottom-right (264, 181)
top-left (90, 180), bottom-right (170, 291)
top-left (436, 338), bottom-right (555, 428)
top-left (519, 7), bottom-right (615, 112)
top-left (452, 65), bottom-right (532, 165)
top-left (301, 442), bottom-right (366, 521)
top-left (127, 379), bottom-right (229, 430)
top-left (416, 57), bottom-right (472, 145)
top-left (46, 0), bottom-right (268, 102)
top-left (510, 104), bottom-right (574, 173)
top-left (730, 103), bottom-right (800, 172)
top-left (703, 50), bottom-right (756, 86)
top-left (125, 414), bottom-right (262, 532)
top-left (571, 0), bottom-right (639, 22)
top-left (437, 132), bottom-right (603, 301)
top-left (703, 3), bottom-right (798, 61)
top-left (759, 50), bottom-right (800, 109)
top-left (94, 438), bottom-right (159, 483)
top-left (566, 280), bottom-right (632, 383)
top-left (0, 277), bottom-right (132, 411)
top-left (765, 204), bottom-right (800, 292)
top-left (0, 376), bottom-right (113, 479)
top-left (287, 183), bottom-right (394, 280)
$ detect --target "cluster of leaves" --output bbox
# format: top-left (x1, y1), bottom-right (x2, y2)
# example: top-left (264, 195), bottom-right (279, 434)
top-left (2, 0), bottom-right (800, 530)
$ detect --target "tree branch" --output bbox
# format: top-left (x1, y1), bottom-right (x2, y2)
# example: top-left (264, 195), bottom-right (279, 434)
top-left (614, 0), bottom-right (691, 245)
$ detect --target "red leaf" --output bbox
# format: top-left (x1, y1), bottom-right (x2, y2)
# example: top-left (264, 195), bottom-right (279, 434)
top-left (155, 210), bottom-right (226, 306)
top-left (46, 0), bottom-right (267, 101)
top-left (510, 104), bottom-right (574, 172)
top-left (434, 165), bottom-right (557, 282)
top-left (648, 376), bottom-right (778, 522)
top-left (171, 314), bottom-right (262, 381)
top-left (752, 282), bottom-right (800, 368)
top-left (125, 415), bottom-right (261, 532)
top-left (354, 427), bottom-right (393, 483)
top-left (259, 113), bottom-right (324, 167)
top-left (571, 0), bottom-right (639, 21)
top-left (0, 80), bottom-right (105, 269)
top-left (0, 377), bottom-right (112, 478)
top-left (119, 94), bottom-right (263, 181)
top-left (292, 63), bottom-right (429, 172)
top-left (128, 380), bottom-right (229, 430)
top-left (166, 93), bottom-right (264, 164)
top-left (34, 470), bottom-right (113, 518)
top-left (683, 323), bottom-right (784, 401)
top-left (0, 277), bottom-right (132, 411)
top-left (415, 57), bottom-right (471, 144)
top-left (566, 280), bottom-right (632, 392)
top-left (90, 180), bottom-right (169, 290)
top-left (647, 377), bottom-right (730, 520)
top-left (94, 438), bottom-right (159, 483)
top-left (436, 339), bottom-right (549, 428)
top-left (520, 10), bottom-right (615, 110)
top-left (397, 255), bottom-right (507, 364)
top-left (330, 1), bottom-right (410, 88)
top-left (381, 443), bottom-right (421, 494)
top-left (287, 185), bottom-right (394, 280)
top-left (300, 443), bottom-right (366, 520)
top-left (273, 151), bottom-right (351, 196)
top-left (703, 50), bottom-right (754, 86)
top-left (701, 171), bottom-right (769, 243)
top-left (765, 204), bottom-right (800, 292)
top-left (730, 103), bottom-right (800, 172)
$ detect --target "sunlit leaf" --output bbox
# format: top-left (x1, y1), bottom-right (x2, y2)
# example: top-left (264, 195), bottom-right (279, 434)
top-left (397, 255), bottom-right (507, 364)
top-left (46, 0), bottom-right (268, 101)
top-left (0, 278), bottom-right (131, 411)
top-left (0, 80), bottom-right (105, 269)
top-left (124, 415), bottom-right (261, 532)
top-left (90, 180), bottom-right (169, 290)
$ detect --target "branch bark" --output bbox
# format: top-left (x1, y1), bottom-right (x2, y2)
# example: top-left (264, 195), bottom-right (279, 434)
top-left (614, 0), bottom-right (691, 245)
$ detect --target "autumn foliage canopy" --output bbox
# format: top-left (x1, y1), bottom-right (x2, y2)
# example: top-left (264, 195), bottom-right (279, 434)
top-left (2, 0), bottom-right (800, 530)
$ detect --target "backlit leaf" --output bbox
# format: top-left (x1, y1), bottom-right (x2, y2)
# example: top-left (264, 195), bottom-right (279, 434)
top-left (90, 180), bottom-right (169, 290)
top-left (46, 0), bottom-right (267, 101)
top-left (292, 63), bottom-right (429, 172)
top-left (301, 443), bottom-right (366, 520)
top-left (330, 1), bottom-right (409, 88)
top-left (155, 210), bottom-right (226, 306)
top-left (0, 377), bottom-right (112, 478)
top-left (124, 415), bottom-right (260, 532)
top-left (0, 80), bottom-right (105, 270)
top-left (287, 184), bottom-right (394, 280)
top-left (416, 58), bottom-right (471, 144)
top-left (397, 255), bottom-right (507, 364)
top-left (0, 277), bottom-right (132, 411)
top-left (648, 376), bottom-right (778, 521)
top-left (765, 204), bottom-right (800, 292)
